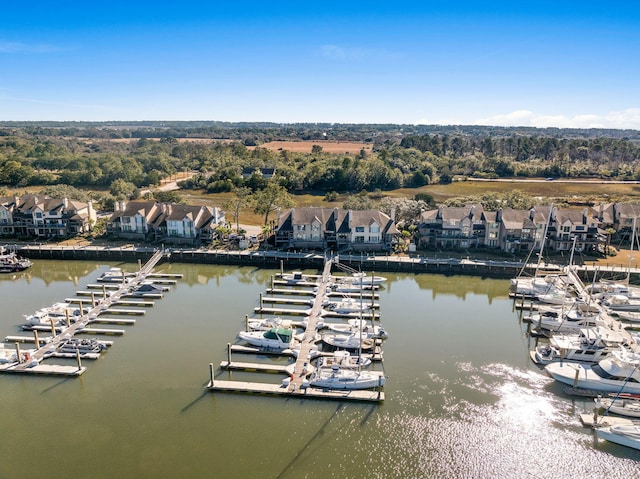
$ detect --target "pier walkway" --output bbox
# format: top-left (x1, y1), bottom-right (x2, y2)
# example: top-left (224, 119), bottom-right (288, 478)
top-left (0, 249), bottom-right (166, 376)
top-left (208, 256), bottom-right (385, 402)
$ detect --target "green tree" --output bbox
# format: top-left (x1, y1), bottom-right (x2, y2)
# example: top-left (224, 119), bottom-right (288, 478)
top-left (252, 183), bottom-right (295, 225)
top-left (224, 186), bottom-right (252, 233)
top-left (110, 178), bottom-right (138, 200)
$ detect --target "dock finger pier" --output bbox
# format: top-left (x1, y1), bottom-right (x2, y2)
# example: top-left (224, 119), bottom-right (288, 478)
top-left (207, 256), bottom-right (388, 402)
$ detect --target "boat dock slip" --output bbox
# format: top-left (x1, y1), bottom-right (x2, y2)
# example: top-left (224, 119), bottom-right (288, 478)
top-left (209, 257), bottom-right (387, 402)
top-left (265, 288), bottom-right (379, 300)
top-left (219, 361), bottom-right (295, 375)
top-left (100, 308), bottom-right (146, 315)
top-left (0, 249), bottom-right (169, 377)
top-left (89, 317), bottom-right (137, 325)
top-left (65, 298), bottom-right (155, 307)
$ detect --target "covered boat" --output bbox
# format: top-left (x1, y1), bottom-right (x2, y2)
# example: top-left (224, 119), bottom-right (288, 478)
top-left (321, 333), bottom-right (375, 352)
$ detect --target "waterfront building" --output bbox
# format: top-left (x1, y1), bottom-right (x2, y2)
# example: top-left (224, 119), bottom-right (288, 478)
top-left (107, 201), bottom-right (225, 246)
top-left (274, 207), bottom-right (399, 251)
top-left (0, 194), bottom-right (96, 239)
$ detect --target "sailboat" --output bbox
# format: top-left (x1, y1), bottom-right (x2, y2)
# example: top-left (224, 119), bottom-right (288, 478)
top-left (310, 279), bottom-right (385, 390)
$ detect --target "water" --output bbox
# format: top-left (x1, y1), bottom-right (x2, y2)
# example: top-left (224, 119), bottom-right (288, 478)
top-left (0, 260), bottom-right (638, 478)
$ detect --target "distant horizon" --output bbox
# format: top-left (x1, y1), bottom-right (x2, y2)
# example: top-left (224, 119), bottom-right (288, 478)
top-left (2, 2), bottom-right (638, 129)
top-left (2, 119), bottom-right (639, 133)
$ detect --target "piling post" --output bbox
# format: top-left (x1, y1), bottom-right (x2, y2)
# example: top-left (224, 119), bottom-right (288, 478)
top-left (91, 292), bottom-right (96, 308)
top-left (102, 284), bottom-right (107, 300)
top-left (227, 343), bottom-right (231, 366)
top-left (209, 362), bottom-right (214, 387)
top-left (245, 314), bottom-right (249, 332)
top-left (76, 349), bottom-right (82, 370)
top-left (65, 309), bottom-right (71, 328)
top-left (79, 300), bottom-right (84, 319)
top-left (573, 368), bottom-right (580, 388)
top-left (260, 293), bottom-right (263, 310)
top-left (33, 330), bottom-right (40, 349)
top-left (50, 318), bottom-right (57, 338)
top-left (15, 342), bottom-right (22, 364)
top-left (271, 275), bottom-right (274, 290)
top-left (280, 260), bottom-right (283, 275)
top-left (138, 259), bottom-right (142, 272)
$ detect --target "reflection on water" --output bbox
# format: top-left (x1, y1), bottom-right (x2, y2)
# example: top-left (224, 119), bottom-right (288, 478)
top-left (0, 260), bottom-right (638, 478)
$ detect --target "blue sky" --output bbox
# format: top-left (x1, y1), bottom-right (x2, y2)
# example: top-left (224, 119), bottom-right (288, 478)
top-left (1, 1), bottom-right (639, 129)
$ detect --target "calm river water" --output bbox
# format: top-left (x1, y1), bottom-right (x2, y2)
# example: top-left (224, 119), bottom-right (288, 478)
top-left (0, 259), bottom-right (638, 478)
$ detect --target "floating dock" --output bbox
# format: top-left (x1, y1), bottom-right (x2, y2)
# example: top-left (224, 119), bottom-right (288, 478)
top-left (208, 259), bottom-right (386, 402)
top-left (0, 249), bottom-right (170, 377)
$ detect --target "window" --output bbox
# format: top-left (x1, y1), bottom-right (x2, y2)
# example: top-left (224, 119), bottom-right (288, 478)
top-left (370, 225), bottom-right (379, 233)
top-left (354, 236), bottom-right (365, 243)
top-left (355, 226), bottom-right (365, 233)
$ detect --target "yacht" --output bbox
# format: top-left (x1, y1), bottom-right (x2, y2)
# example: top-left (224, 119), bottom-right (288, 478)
top-left (545, 349), bottom-right (640, 394)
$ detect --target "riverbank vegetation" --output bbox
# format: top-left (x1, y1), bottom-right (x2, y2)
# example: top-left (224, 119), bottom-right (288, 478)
top-left (2, 122), bottom-right (640, 218)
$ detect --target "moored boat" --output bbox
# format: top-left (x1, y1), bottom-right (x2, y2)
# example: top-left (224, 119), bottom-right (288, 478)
top-left (309, 364), bottom-right (385, 390)
top-left (545, 349), bottom-right (640, 394)
top-left (237, 327), bottom-right (295, 350)
top-left (595, 395), bottom-right (640, 418)
top-left (0, 249), bottom-right (32, 273)
top-left (595, 424), bottom-right (640, 450)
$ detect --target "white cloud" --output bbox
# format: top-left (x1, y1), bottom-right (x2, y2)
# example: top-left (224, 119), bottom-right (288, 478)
top-left (474, 109), bottom-right (640, 130)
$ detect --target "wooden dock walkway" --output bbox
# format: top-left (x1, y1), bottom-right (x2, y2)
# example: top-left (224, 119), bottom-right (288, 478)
top-left (1, 249), bottom-right (166, 377)
top-left (208, 257), bottom-right (385, 402)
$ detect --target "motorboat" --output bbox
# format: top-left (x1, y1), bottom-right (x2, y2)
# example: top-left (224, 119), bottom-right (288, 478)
top-left (281, 271), bottom-right (309, 284)
top-left (601, 294), bottom-right (640, 312)
top-left (0, 250), bottom-right (32, 273)
top-left (347, 272), bottom-right (387, 286)
top-left (57, 337), bottom-right (109, 355)
top-left (37, 302), bottom-right (88, 320)
top-left (97, 267), bottom-right (133, 283)
top-left (321, 332), bottom-right (375, 352)
top-left (510, 274), bottom-right (567, 298)
top-left (595, 395), bottom-right (640, 418)
top-left (530, 308), bottom-right (604, 333)
top-left (536, 291), bottom-right (575, 305)
top-left (595, 424), bottom-right (640, 450)
top-left (323, 297), bottom-right (374, 314)
top-left (316, 350), bottom-right (372, 369)
top-left (127, 283), bottom-right (164, 297)
top-left (0, 344), bottom-right (18, 364)
top-left (246, 317), bottom-right (294, 331)
top-left (608, 310), bottom-right (640, 323)
top-left (309, 364), bottom-right (385, 390)
top-left (530, 327), bottom-right (628, 365)
top-left (587, 282), bottom-right (640, 301)
top-left (545, 348), bottom-right (640, 394)
top-left (237, 327), bottom-right (295, 350)
top-left (320, 319), bottom-right (388, 339)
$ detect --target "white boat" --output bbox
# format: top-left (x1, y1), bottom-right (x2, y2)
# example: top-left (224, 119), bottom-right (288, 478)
top-left (97, 267), bottom-right (133, 283)
top-left (348, 272), bottom-right (387, 286)
top-left (510, 274), bottom-right (567, 298)
top-left (127, 283), bottom-right (164, 297)
top-left (0, 250), bottom-right (32, 273)
top-left (588, 282), bottom-right (640, 301)
top-left (545, 348), bottom-right (640, 394)
top-left (609, 310), bottom-right (640, 323)
top-left (309, 364), bottom-right (385, 390)
top-left (316, 350), bottom-right (372, 369)
top-left (0, 344), bottom-right (18, 364)
top-left (323, 297), bottom-right (373, 314)
top-left (595, 424), bottom-right (640, 450)
top-left (281, 271), bottom-right (309, 284)
top-left (237, 327), bottom-right (295, 350)
top-left (532, 308), bottom-right (603, 333)
top-left (601, 294), bottom-right (640, 312)
top-left (531, 327), bottom-right (628, 365)
top-left (320, 319), bottom-right (388, 339)
top-left (39, 302), bottom-right (88, 320)
top-left (321, 332), bottom-right (375, 351)
top-left (595, 395), bottom-right (640, 418)
top-left (246, 317), bottom-right (299, 331)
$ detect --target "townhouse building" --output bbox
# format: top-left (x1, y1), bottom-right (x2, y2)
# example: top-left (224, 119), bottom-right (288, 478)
top-left (274, 207), bottom-right (399, 251)
top-left (0, 194), bottom-right (96, 238)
